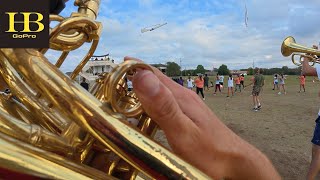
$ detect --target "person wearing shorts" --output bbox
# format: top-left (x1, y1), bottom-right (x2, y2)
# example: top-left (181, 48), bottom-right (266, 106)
top-left (299, 74), bottom-right (306, 93)
top-left (235, 75), bottom-right (241, 92)
top-left (214, 75), bottom-right (221, 95)
top-left (273, 74), bottom-right (279, 90)
top-left (204, 74), bottom-right (209, 91)
top-left (278, 74), bottom-right (286, 95)
top-left (219, 75), bottom-right (224, 90)
top-left (227, 74), bottom-right (234, 98)
top-left (187, 76), bottom-right (194, 90)
top-left (312, 117), bottom-right (320, 145)
top-left (309, 116), bottom-right (320, 180)
top-left (252, 86), bottom-right (261, 96)
top-left (302, 45), bottom-right (320, 179)
top-left (240, 74), bottom-right (245, 89)
top-left (252, 69), bottom-right (264, 112)
top-left (194, 74), bottom-right (205, 100)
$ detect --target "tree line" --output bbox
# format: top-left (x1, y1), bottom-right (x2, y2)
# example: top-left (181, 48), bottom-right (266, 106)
top-left (156, 62), bottom-right (301, 77)
top-left (245, 66), bottom-right (301, 75)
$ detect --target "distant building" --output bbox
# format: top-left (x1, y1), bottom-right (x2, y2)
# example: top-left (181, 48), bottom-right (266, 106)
top-left (78, 54), bottom-right (117, 82)
top-left (150, 64), bottom-right (167, 74)
top-left (230, 70), bottom-right (247, 76)
top-left (205, 71), bottom-right (217, 76)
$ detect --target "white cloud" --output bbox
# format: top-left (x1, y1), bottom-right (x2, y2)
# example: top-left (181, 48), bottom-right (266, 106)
top-left (52, 0), bottom-right (320, 71)
top-left (138, 0), bottom-right (154, 7)
top-left (265, 55), bottom-right (272, 59)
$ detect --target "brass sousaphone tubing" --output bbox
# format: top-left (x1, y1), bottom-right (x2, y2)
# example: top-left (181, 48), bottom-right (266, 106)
top-left (0, 48), bottom-right (210, 179)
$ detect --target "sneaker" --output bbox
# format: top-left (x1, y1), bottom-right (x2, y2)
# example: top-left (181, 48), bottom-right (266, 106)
top-left (203, 98), bottom-right (205, 100)
top-left (257, 105), bottom-right (261, 110)
top-left (272, 88), bottom-right (274, 90)
top-left (226, 96), bottom-right (230, 98)
top-left (252, 108), bottom-right (259, 111)
top-left (278, 92), bottom-right (281, 95)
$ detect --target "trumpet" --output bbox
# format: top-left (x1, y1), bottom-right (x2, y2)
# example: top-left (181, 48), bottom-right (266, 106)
top-left (281, 36), bottom-right (320, 66)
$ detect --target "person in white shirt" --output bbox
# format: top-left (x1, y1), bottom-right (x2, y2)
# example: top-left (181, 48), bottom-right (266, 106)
top-left (273, 74), bottom-right (279, 91)
top-left (219, 75), bottom-right (224, 90)
top-left (278, 74), bottom-right (286, 95)
top-left (302, 45), bottom-right (320, 180)
top-left (127, 79), bottom-right (133, 91)
top-left (213, 75), bottom-right (221, 95)
top-left (187, 76), bottom-right (194, 90)
top-left (227, 74), bottom-right (234, 97)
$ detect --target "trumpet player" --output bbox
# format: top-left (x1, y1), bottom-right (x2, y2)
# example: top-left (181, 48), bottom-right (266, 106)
top-left (301, 45), bottom-right (320, 180)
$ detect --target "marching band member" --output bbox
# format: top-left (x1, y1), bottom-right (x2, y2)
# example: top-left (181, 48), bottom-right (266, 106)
top-left (302, 45), bottom-right (320, 180)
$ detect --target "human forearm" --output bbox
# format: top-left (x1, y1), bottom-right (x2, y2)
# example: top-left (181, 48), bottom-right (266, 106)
top-left (194, 116), bottom-right (280, 180)
top-left (128, 56), bottom-right (280, 179)
top-left (302, 58), bottom-right (317, 76)
top-left (304, 66), bottom-right (317, 76)
top-left (229, 141), bottom-right (281, 180)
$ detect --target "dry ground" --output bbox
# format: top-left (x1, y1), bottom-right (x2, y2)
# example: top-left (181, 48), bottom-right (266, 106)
top-left (154, 75), bottom-right (320, 180)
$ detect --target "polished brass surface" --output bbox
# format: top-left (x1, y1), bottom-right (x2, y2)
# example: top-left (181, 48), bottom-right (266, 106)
top-left (0, 0), bottom-right (211, 179)
top-left (0, 132), bottom-right (115, 180)
top-left (281, 36), bottom-right (320, 66)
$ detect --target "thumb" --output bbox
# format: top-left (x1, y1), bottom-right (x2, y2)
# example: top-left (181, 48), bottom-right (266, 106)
top-left (132, 70), bottom-right (189, 134)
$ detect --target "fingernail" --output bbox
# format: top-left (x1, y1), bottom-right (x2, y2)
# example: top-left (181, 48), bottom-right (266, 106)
top-left (134, 70), bottom-right (160, 97)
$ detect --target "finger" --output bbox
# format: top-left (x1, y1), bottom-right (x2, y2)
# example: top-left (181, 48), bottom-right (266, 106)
top-left (132, 70), bottom-right (196, 135)
top-left (146, 69), bottom-right (212, 126)
top-left (124, 57), bottom-right (185, 90)
top-left (124, 57), bottom-right (183, 89)
top-left (123, 57), bottom-right (206, 104)
top-left (124, 57), bottom-right (211, 125)
top-left (124, 56), bottom-right (142, 62)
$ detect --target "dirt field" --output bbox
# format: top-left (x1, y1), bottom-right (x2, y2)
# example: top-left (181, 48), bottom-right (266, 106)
top-left (155, 75), bottom-right (320, 180)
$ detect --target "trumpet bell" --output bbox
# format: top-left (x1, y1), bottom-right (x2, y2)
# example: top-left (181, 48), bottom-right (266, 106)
top-left (281, 36), bottom-right (295, 57)
top-left (281, 36), bottom-right (320, 66)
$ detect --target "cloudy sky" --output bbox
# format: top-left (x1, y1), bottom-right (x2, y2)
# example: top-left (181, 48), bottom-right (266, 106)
top-left (48, 0), bottom-right (320, 72)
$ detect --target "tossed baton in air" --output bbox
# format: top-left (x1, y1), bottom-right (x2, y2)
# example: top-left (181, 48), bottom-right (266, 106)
top-left (141, 22), bottom-right (167, 33)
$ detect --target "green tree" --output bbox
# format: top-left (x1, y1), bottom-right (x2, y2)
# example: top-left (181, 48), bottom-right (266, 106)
top-left (182, 69), bottom-right (195, 76)
top-left (247, 67), bottom-right (254, 75)
top-left (217, 64), bottom-right (230, 75)
top-left (195, 65), bottom-right (205, 74)
top-left (282, 66), bottom-right (289, 74)
top-left (166, 62), bottom-right (181, 77)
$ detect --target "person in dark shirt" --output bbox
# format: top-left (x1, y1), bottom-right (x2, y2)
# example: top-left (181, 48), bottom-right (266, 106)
top-left (204, 74), bottom-right (209, 90)
top-left (252, 69), bottom-right (265, 111)
top-left (178, 77), bottom-right (184, 86)
top-left (80, 78), bottom-right (89, 91)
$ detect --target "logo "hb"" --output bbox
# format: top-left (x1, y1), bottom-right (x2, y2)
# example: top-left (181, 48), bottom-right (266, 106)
top-left (5, 12), bottom-right (44, 33)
